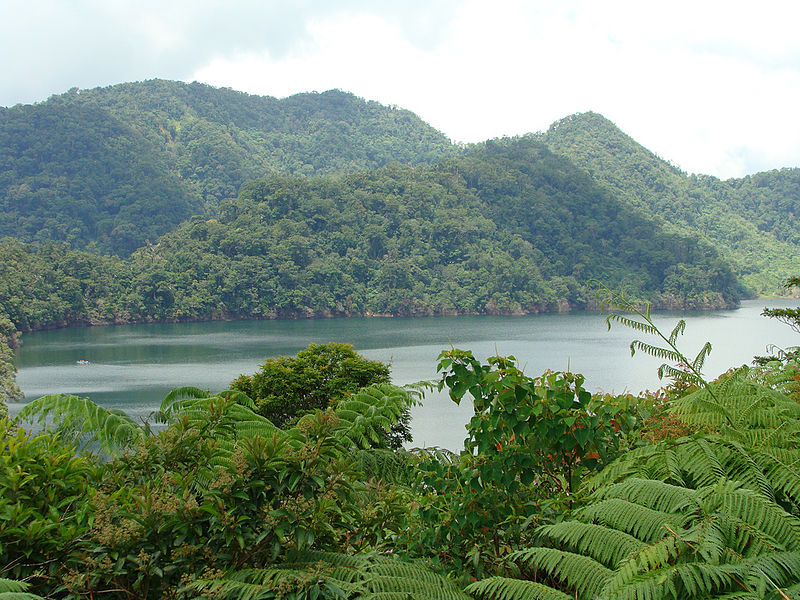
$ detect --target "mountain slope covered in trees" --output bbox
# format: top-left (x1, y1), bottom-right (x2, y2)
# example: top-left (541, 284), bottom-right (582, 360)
top-left (0, 138), bottom-right (743, 348)
top-left (0, 80), bottom-right (455, 254)
top-left (540, 112), bottom-right (800, 294)
top-left (1, 81), bottom-right (798, 296)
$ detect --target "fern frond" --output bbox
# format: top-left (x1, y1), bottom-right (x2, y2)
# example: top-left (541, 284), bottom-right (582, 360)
top-left (331, 384), bottom-right (413, 450)
top-left (673, 371), bottom-right (800, 432)
top-left (409, 446), bottom-right (459, 465)
top-left (466, 577), bottom-right (573, 600)
top-left (352, 449), bottom-right (419, 486)
top-left (739, 551), bottom-right (800, 594)
top-left (699, 481), bottom-right (800, 553)
top-left (755, 450), bottom-right (800, 506)
top-left (602, 561), bottom-right (739, 600)
top-left (14, 394), bottom-right (145, 455)
top-left (692, 342), bottom-right (713, 372)
top-left (658, 363), bottom-right (703, 384)
top-left (366, 562), bottom-right (452, 585)
top-left (509, 547), bottom-right (612, 599)
top-left (585, 444), bottom-right (667, 491)
top-left (367, 576), bottom-right (467, 600)
top-left (630, 340), bottom-right (682, 363)
top-left (668, 320), bottom-right (686, 344)
top-left (189, 566), bottom-right (358, 600)
top-left (0, 578), bottom-right (43, 599)
top-left (606, 314), bottom-right (658, 336)
top-left (579, 498), bottom-right (688, 544)
top-left (595, 478), bottom-right (697, 513)
top-left (535, 522), bottom-right (646, 568)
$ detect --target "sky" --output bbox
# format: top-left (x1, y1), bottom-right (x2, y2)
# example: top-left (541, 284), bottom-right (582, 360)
top-left (2, 0), bottom-right (799, 179)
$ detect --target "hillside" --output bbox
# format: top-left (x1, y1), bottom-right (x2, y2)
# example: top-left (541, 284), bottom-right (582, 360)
top-left (540, 112), bottom-right (800, 294)
top-left (0, 80), bottom-right (455, 255)
top-left (2, 138), bottom-right (741, 336)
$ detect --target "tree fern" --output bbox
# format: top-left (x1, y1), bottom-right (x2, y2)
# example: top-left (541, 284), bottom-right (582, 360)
top-left (326, 384), bottom-right (414, 450)
top-left (579, 497), bottom-right (689, 544)
top-left (508, 547), bottom-right (612, 599)
top-left (466, 577), bottom-right (573, 600)
top-left (352, 448), bottom-right (420, 486)
top-left (494, 473), bottom-right (800, 599)
top-left (535, 521), bottom-right (646, 568)
top-left (189, 551), bottom-right (470, 600)
top-left (14, 393), bottom-right (145, 454)
top-left (673, 369), bottom-right (800, 433)
top-left (597, 284), bottom-right (715, 393)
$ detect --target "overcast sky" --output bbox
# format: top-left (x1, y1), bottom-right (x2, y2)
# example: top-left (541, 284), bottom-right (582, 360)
top-left (2, 0), bottom-right (799, 179)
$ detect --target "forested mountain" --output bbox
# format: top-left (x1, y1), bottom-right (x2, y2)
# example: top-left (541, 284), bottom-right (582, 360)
top-left (540, 112), bottom-right (800, 294)
top-left (1, 80), bottom-right (798, 335)
top-left (0, 138), bottom-right (742, 346)
top-left (1, 81), bottom-right (797, 295)
top-left (0, 80), bottom-right (455, 254)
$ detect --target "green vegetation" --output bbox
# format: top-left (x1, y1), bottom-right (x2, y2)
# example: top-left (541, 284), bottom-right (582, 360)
top-left (2, 81), bottom-right (798, 295)
top-left (5, 299), bottom-right (800, 599)
top-left (0, 80), bottom-right (455, 255)
top-left (0, 317), bottom-right (19, 411)
top-left (541, 112), bottom-right (800, 295)
top-left (0, 136), bottom-right (743, 333)
top-left (230, 342), bottom-right (411, 449)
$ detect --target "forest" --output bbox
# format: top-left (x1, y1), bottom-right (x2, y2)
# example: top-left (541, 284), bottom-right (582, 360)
top-left (2, 80), bottom-right (800, 598)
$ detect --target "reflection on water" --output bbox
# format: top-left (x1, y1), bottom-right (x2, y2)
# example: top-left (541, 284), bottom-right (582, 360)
top-left (13, 299), bottom-right (799, 450)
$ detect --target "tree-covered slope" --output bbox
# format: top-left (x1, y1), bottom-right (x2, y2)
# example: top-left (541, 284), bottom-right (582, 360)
top-left (540, 112), bottom-right (800, 294)
top-left (124, 138), bottom-right (740, 320)
top-left (0, 80), bottom-right (456, 255)
top-left (0, 136), bottom-right (742, 346)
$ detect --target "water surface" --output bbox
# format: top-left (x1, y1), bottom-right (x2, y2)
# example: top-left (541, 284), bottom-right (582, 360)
top-left (14, 300), bottom-right (799, 450)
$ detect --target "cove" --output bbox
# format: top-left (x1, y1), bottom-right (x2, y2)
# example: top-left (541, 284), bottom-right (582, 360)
top-left (12, 299), bottom-right (799, 451)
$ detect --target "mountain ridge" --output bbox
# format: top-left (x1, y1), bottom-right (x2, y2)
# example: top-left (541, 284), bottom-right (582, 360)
top-left (0, 79), bottom-right (456, 254)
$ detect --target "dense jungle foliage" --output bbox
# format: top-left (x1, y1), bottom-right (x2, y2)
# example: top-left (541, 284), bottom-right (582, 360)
top-left (3, 292), bottom-right (800, 599)
top-left (0, 138), bottom-right (742, 328)
top-left (541, 112), bottom-right (800, 295)
top-left (0, 80), bottom-right (455, 254)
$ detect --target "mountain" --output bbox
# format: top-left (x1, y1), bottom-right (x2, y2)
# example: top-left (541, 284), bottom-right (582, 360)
top-left (0, 138), bottom-right (742, 341)
top-left (0, 80), bottom-right (455, 255)
top-left (539, 112), bottom-right (800, 294)
top-left (105, 138), bottom-right (740, 322)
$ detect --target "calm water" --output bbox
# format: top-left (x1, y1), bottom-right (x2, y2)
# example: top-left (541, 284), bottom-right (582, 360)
top-left (12, 299), bottom-right (799, 450)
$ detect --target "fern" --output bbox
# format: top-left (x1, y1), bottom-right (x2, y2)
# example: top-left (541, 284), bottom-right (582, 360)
top-left (535, 521), bottom-right (646, 568)
top-left (579, 497), bottom-right (689, 544)
top-left (352, 448), bottom-right (420, 486)
top-left (327, 384), bottom-right (414, 450)
top-left (597, 284), bottom-right (716, 398)
top-left (508, 547), bottom-right (612, 599)
top-left (14, 393), bottom-right (145, 454)
top-left (0, 578), bottom-right (43, 600)
top-left (509, 355), bottom-right (800, 600)
top-left (189, 551), bottom-right (469, 600)
top-left (466, 577), bottom-right (573, 600)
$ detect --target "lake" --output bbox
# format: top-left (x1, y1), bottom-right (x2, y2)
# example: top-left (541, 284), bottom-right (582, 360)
top-left (12, 299), bottom-right (800, 451)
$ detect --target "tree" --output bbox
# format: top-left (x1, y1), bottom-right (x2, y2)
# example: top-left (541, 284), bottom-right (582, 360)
top-left (230, 343), bottom-right (411, 448)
